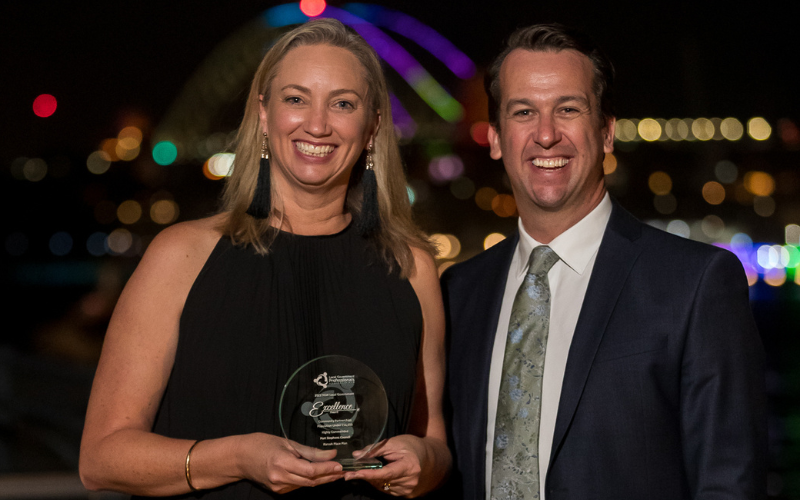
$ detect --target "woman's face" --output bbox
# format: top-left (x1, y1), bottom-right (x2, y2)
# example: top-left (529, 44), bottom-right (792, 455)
top-left (260, 44), bottom-right (377, 199)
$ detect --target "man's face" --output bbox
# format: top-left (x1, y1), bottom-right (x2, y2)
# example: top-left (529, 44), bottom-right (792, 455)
top-left (488, 49), bottom-right (615, 227)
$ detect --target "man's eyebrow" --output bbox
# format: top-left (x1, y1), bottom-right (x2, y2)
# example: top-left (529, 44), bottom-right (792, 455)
top-left (504, 95), bottom-right (591, 111)
top-left (555, 95), bottom-right (591, 106)
top-left (504, 98), bottom-right (536, 110)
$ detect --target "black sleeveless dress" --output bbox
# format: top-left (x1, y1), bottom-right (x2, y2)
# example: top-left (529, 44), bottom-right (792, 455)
top-left (143, 224), bottom-right (422, 499)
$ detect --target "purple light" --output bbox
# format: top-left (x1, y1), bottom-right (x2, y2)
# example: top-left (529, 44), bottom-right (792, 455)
top-left (390, 93), bottom-right (417, 139)
top-left (343, 3), bottom-right (476, 79)
top-left (428, 155), bottom-right (464, 184)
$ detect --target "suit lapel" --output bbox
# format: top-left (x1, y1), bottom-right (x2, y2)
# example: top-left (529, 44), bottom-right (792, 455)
top-left (549, 201), bottom-right (644, 465)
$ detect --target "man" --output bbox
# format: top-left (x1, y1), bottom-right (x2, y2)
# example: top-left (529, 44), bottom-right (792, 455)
top-left (441, 24), bottom-right (767, 500)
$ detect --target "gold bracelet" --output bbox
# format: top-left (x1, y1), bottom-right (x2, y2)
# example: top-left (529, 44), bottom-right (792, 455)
top-left (185, 439), bottom-right (203, 492)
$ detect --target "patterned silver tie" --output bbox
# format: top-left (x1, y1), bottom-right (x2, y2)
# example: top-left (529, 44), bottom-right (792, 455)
top-left (491, 245), bottom-right (560, 500)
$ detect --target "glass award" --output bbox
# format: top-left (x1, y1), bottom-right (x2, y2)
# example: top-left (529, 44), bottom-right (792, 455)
top-left (279, 355), bottom-right (387, 470)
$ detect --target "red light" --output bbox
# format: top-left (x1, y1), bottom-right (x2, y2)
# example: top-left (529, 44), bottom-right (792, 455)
top-left (470, 121), bottom-right (491, 147)
top-left (33, 94), bottom-right (58, 118)
top-left (300, 0), bottom-right (326, 17)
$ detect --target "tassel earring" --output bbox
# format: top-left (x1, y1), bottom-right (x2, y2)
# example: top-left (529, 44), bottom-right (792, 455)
top-left (246, 132), bottom-right (271, 219)
top-left (356, 142), bottom-right (380, 236)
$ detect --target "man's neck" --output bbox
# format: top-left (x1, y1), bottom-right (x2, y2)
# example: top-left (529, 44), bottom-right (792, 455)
top-left (518, 189), bottom-right (607, 244)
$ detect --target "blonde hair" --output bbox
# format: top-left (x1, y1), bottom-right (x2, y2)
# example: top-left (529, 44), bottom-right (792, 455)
top-left (219, 18), bottom-right (433, 277)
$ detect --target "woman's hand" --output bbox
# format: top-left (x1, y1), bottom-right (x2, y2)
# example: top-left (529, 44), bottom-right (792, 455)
top-left (237, 433), bottom-right (345, 494)
top-left (342, 434), bottom-right (434, 497)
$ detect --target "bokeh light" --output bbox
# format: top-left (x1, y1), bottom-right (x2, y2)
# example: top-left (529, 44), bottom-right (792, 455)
top-left (731, 232), bottom-right (753, 249)
top-left (205, 153), bottom-right (234, 179)
top-left (720, 117), bottom-right (744, 140)
top-left (715, 160), bottom-right (738, 184)
top-left (744, 171), bottom-right (775, 196)
top-left (299, 0), bottom-right (326, 16)
top-left (615, 119), bottom-right (638, 142)
top-left (116, 137), bottom-right (141, 161)
top-left (49, 231), bottom-right (73, 256)
top-left (747, 117), bottom-right (772, 141)
top-left (491, 194), bottom-right (517, 217)
top-left (787, 224), bottom-right (800, 245)
top-left (637, 118), bottom-right (662, 142)
top-left (450, 177), bottom-right (475, 200)
top-left (664, 118), bottom-right (688, 141)
top-left (744, 265), bottom-right (759, 286)
top-left (470, 122), bottom-right (490, 147)
top-left (484, 233), bottom-right (506, 250)
top-left (117, 200), bottom-right (143, 224)
top-left (602, 153), bottom-right (617, 174)
top-left (32, 94), bottom-right (57, 117)
top-left (10, 157), bottom-right (28, 180)
top-left (648, 171), bottom-right (672, 195)
top-left (778, 118), bottom-right (800, 147)
top-left (101, 138), bottom-right (120, 162)
top-left (431, 233), bottom-right (461, 259)
top-left (406, 185), bottom-right (416, 205)
top-left (786, 245), bottom-right (800, 268)
top-left (654, 194), bottom-right (677, 214)
top-left (757, 245), bottom-right (781, 269)
top-left (753, 196), bottom-right (776, 217)
top-left (150, 200), bottom-right (180, 225)
top-left (428, 154), bottom-right (464, 183)
top-left (86, 232), bottom-right (108, 257)
top-left (692, 118), bottom-right (715, 141)
top-left (153, 141), bottom-right (178, 165)
top-left (666, 220), bottom-right (690, 238)
top-left (87, 150), bottom-right (112, 174)
top-left (107, 228), bottom-right (133, 255)
top-left (118, 126), bottom-right (143, 143)
top-left (764, 267), bottom-right (786, 287)
top-left (682, 119), bottom-right (696, 140)
top-left (475, 187), bottom-right (498, 211)
top-left (701, 215), bottom-right (725, 238)
top-left (23, 158), bottom-right (47, 182)
top-left (702, 181), bottom-right (725, 205)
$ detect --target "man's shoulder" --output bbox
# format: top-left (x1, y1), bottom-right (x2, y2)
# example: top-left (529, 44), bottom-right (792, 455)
top-left (442, 231), bottom-right (518, 285)
top-left (612, 204), bottom-right (742, 273)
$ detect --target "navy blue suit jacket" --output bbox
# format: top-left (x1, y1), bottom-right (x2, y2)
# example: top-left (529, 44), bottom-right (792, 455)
top-left (439, 201), bottom-right (767, 500)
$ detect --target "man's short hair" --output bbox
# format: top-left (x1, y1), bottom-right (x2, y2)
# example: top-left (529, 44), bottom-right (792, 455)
top-left (485, 23), bottom-right (616, 127)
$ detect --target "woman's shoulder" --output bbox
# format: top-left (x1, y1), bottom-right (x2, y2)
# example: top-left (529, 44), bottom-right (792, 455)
top-left (407, 245), bottom-right (439, 292)
top-left (137, 214), bottom-right (226, 283)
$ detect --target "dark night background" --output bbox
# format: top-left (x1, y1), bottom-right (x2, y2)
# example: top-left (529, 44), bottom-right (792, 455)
top-left (2, 1), bottom-right (799, 498)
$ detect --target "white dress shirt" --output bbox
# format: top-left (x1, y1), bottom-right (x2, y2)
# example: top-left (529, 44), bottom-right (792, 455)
top-left (485, 193), bottom-right (612, 500)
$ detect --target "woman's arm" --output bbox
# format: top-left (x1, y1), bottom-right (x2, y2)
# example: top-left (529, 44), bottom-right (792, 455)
top-left (79, 217), bottom-right (343, 496)
top-left (345, 247), bottom-right (451, 497)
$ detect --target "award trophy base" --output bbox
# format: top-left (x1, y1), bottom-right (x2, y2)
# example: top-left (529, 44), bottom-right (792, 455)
top-left (338, 457), bottom-right (383, 471)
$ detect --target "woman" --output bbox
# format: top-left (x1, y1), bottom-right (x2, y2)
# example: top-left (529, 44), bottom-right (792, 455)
top-left (79, 19), bottom-right (450, 499)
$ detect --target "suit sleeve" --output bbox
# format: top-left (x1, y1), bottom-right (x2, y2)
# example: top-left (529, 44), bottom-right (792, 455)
top-left (680, 250), bottom-right (768, 499)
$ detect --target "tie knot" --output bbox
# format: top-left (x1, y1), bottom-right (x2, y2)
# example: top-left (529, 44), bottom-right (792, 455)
top-left (527, 245), bottom-right (559, 275)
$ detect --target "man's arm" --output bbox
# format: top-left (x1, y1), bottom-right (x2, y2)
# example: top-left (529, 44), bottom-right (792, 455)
top-left (680, 250), bottom-right (768, 499)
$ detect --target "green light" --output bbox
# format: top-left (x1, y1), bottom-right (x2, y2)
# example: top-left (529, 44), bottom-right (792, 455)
top-left (407, 185), bottom-right (416, 205)
top-left (407, 71), bottom-right (464, 123)
top-left (785, 245), bottom-right (800, 268)
top-left (153, 141), bottom-right (178, 166)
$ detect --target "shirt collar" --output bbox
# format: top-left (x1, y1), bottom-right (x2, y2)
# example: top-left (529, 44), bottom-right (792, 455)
top-left (514, 193), bottom-right (612, 277)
